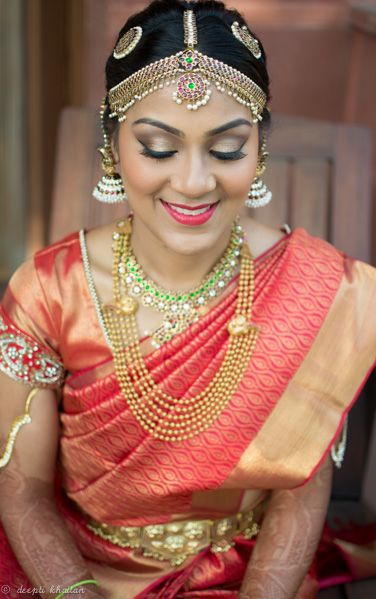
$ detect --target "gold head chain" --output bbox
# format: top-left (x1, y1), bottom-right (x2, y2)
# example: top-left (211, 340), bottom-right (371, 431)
top-left (108, 10), bottom-right (267, 122)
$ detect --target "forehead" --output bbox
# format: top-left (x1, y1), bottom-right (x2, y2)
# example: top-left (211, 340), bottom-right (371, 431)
top-left (122, 85), bottom-right (252, 135)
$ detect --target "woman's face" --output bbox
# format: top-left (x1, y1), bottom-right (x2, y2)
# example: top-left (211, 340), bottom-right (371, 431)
top-left (117, 85), bottom-right (259, 256)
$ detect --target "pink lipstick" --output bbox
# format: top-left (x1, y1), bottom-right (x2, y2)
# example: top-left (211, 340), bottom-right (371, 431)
top-left (160, 199), bottom-right (219, 226)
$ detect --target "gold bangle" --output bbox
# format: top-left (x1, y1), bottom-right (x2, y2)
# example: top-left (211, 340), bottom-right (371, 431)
top-left (0, 387), bottom-right (39, 469)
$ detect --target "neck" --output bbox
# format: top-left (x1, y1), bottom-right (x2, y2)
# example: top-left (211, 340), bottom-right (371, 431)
top-left (130, 220), bottom-right (234, 292)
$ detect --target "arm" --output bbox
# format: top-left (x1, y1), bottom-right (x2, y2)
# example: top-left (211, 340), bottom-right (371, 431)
top-left (0, 374), bottom-right (104, 598)
top-left (239, 456), bottom-right (333, 599)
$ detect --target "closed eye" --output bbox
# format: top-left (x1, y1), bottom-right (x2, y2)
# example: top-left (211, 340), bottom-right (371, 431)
top-left (138, 141), bottom-right (247, 161)
top-left (139, 141), bottom-right (177, 160)
top-left (210, 140), bottom-right (247, 161)
top-left (210, 149), bottom-right (247, 161)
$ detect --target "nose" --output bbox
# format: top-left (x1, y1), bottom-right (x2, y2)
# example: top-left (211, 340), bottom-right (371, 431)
top-left (170, 152), bottom-right (216, 198)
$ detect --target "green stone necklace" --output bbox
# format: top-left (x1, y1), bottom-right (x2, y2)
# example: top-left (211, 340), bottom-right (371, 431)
top-left (117, 221), bottom-right (244, 347)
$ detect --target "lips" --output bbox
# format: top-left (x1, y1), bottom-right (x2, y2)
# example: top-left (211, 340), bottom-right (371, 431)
top-left (160, 199), bottom-right (219, 226)
top-left (165, 201), bottom-right (216, 212)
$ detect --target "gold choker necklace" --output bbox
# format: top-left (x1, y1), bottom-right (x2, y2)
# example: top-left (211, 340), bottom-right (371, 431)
top-left (103, 219), bottom-right (259, 442)
top-left (116, 222), bottom-right (244, 347)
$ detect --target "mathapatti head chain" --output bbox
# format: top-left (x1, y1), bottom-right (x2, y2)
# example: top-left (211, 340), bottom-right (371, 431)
top-left (109, 10), bottom-right (266, 121)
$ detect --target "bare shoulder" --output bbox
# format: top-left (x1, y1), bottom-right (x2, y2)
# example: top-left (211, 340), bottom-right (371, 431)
top-left (239, 216), bottom-right (287, 259)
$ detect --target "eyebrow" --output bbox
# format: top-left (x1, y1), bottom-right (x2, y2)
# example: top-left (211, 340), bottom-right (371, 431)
top-left (132, 117), bottom-right (252, 138)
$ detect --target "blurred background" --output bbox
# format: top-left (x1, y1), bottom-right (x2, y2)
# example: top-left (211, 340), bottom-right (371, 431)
top-left (1, 0), bottom-right (376, 282)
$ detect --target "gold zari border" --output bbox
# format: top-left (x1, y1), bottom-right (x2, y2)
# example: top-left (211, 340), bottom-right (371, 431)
top-left (224, 260), bottom-right (376, 489)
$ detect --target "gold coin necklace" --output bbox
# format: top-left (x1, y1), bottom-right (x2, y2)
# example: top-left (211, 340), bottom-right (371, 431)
top-left (103, 219), bottom-right (258, 442)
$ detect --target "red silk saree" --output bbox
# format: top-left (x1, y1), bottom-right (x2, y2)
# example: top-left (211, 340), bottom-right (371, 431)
top-left (0, 227), bottom-right (375, 598)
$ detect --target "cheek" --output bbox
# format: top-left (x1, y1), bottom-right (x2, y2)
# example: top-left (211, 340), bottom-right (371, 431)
top-left (219, 159), bottom-right (256, 200)
top-left (120, 155), bottom-right (162, 194)
top-left (217, 135), bottom-right (258, 200)
top-left (118, 137), bottom-right (164, 195)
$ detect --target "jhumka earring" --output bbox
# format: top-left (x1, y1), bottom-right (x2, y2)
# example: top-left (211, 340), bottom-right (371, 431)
top-left (93, 98), bottom-right (127, 204)
top-left (245, 136), bottom-right (272, 209)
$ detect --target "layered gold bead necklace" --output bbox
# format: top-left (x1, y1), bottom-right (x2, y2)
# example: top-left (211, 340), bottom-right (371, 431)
top-left (103, 219), bottom-right (258, 442)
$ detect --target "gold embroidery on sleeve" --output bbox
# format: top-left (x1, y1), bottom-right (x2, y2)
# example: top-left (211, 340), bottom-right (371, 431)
top-left (0, 311), bottom-right (64, 387)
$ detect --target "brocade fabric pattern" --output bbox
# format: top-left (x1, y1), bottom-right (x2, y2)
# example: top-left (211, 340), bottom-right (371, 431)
top-left (58, 229), bottom-right (345, 528)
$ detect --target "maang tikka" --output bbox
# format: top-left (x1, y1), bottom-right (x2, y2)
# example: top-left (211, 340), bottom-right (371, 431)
top-left (93, 98), bottom-right (127, 204)
top-left (245, 135), bottom-right (272, 209)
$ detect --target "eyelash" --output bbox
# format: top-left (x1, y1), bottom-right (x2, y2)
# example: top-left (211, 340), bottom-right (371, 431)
top-left (139, 143), bottom-right (247, 162)
top-left (210, 149), bottom-right (246, 161)
top-left (140, 147), bottom-right (177, 161)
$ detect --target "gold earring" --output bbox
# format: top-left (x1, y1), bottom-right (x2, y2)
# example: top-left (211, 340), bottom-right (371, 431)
top-left (92, 98), bottom-right (127, 204)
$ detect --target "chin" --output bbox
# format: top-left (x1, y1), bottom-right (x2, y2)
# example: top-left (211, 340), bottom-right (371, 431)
top-left (160, 228), bottom-right (218, 256)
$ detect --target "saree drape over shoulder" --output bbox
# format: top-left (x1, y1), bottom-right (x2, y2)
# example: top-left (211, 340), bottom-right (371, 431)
top-left (0, 228), bottom-right (375, 598)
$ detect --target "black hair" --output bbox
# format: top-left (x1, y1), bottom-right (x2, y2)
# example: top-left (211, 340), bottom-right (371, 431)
top-left (104, 0), bottom-right (271, 140)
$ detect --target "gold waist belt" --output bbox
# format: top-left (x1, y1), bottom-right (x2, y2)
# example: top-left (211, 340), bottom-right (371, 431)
top-left (87, 507), bottom-right (261, 567)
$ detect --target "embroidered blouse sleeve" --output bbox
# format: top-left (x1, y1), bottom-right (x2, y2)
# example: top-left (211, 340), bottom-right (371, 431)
top-left (0, 258), bottom-right (64, 389)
